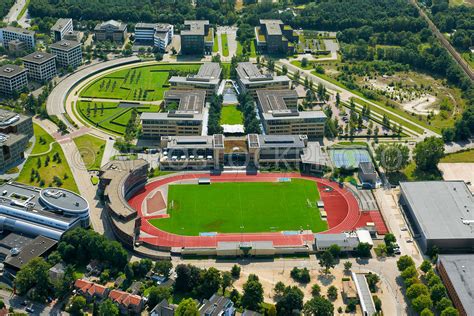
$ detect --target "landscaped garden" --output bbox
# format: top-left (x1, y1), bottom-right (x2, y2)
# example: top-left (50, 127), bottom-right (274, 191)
top-left (220, 105), bottom-right (243, 125)
top-left (73, 134), bottom-right (106, 170)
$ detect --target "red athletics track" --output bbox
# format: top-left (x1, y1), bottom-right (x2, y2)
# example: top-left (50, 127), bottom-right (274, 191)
top-left (127, 173), bottom-right (363, 248)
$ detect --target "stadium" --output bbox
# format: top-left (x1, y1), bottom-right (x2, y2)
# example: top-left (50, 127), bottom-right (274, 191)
top-left (99, 160), bottom-right (386, 258)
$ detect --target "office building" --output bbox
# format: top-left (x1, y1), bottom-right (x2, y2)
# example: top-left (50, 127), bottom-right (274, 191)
top-left (256, 89), bottom-right (326, 138)
top-left (51, 18), bottom-right (73, 42)
top-left (180, 20), bottom-right (213, 55)
top-left (94, 20), bottom-right (127, 42)
top-left (7, 39), bottom-right (26, 54)
top-left (0, 64), bottom-right (28, 96)
top-left (0, 27), bottom-right (35, 51)
top-left (236, 62), bottom-right (290, 97)
top-left (160, 135), bottom-right (225, 170)
top-left (50, 40), bottom-right (82, 68)
top-left (22, 51), bottom-right (57, 82)
top-left (3, 235), bottom-right (57, 273)
top-left (314, 232), bottom-right (360, 251)
top-left (169, 62), bottom-right (221, 98)
top-left (141, 90), bottom-right (206, 138)
top-left (134, 23), bottom-right (173, 51)
top-left (399, 181), bottom-right (474, 253)
top-left (0, 109), bottom-right (32, 170)
top-left (247, 134), bottom-right (308, 166)
top-left (255, 19), bottom-right (297, 54)
top-left (63, 30), bottom-right (81, 42)
top-left (437, 254), bottom-right (474, 316)
top-left (0, 182), bottom-right (90, 240)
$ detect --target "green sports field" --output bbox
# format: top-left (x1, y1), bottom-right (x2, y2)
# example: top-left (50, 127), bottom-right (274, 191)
top-left (149, 179), bottom-right (327, 236)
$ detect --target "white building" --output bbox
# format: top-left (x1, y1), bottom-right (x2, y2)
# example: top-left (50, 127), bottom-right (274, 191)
top-left (134, 23), bottom-right (173, 51)
top-left (0, 64), bottom-right (28, 95)
top-left (50, 40), bottom-right (82, 68)
top-left (21, 52), bottom-right (57, 82)
top-left (51, 18), bottom-right (73, 42)
top-left (0, 27), bottom-right (35, 51)
top-left (314, 232), bottom-right (360, 251)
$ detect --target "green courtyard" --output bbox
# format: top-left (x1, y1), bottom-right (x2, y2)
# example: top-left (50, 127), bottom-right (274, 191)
top-left (220, 105), bottom-right (243, 125)
top-left (149, 179), bottom-right (327, 235)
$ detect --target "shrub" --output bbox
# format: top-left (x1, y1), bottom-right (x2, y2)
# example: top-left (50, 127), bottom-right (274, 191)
top-left (327, 285), bottom-right (338, 300)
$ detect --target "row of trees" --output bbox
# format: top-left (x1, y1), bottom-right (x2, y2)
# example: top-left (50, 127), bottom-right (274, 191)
top-left (207, 94), bottom-right (224, 135)
top-left (237, 92), bottom-right (261, 134)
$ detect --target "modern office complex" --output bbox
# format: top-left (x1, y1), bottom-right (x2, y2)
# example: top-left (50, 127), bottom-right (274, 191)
top-left (236, 62), bottom-right (291, 97)
top-left (247, 134), bottom-right (308, 166)
top-left (140, 90), bottom-right (206, 138)
top-left (256, 89), bottom-right (326, 138)
top-left (21, 51), bottom-right (57, 82)
top-left (50, 40), bottom-right (83, 68)
top-left (51, 18), bottom-right (73, 42)
top-left (437, 254), bottom-right (473, 316)
top-left (7, 39), bottom-right (26, 54)
top-left (0, 27), bottom-right (35, 51)
top-left (169, 62), bottom-right (221, 98)
top-left (399, 181), bottom-right (474, 253)
top-left (160, 135), bottom-right (225, 170)
top-left (94, 20), bottom-right (127, 42)
top-left (0, 109), bottom-right (32, 170)
top-left (180, 20), bottom-right (214, 55)
top-left (0, 64), bottom-right (28, 95)
top-left (134, 23), bottom-right (173, 51)
top-left (255, 19), bottom-right (298, 54)
top-left (0, 182), bottom-right (89, 240)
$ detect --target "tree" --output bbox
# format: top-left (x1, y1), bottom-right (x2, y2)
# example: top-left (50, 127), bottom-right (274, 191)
top-left (301, 57), bottom-right (309, 68)
top-left (303, 297), bottom-right (334, 316)
top-left (420, 260), bottom-right (432, 273)
top-left (311, 284), bottom-right (321, 297)
top-left (319, 251), bottom-right (336, 275)
top-left (274, 281), bottom-right (286, 300)
top-left (241, 274), bottom-right (264, 310)
top-left (356, 242), bottom-right (372, 257)
top-left (414, 137), bottom-right (445, 171)
top-left (401, 266), bottom-right (418, 280)
top-left (365, 273), bottom-right (380, 293)
top-left (290, 267), bottom-right (310, 283)
top-left (276, 286), bottom-right (304, 316)
top-left (406, 283), bottom-right (429, 300)
top-left (231, 264), bottom-right (241, 279)
top-left (436, 297), bottom-right (453, 312)
top-left (198, 267), bottom-right (222, 298)
top-left (175, 264), bottom-right (201, 293)
top-left (15, 257), bottom-right (51, 300)
top-left (147, 286), bottom-right (172, 310)
top-left (327, 285), bottom-right (338, 300)
top-left (397, 255), bottom-right (415, 271)
top-left (430, 283), bottom-right (447, 302)
top-left (328, 244), bottom-right (341, 258)
top-left (154, 260), bottom-right (173, 278)
top-left (222, 271), bottom-right (233, 294)
top-left (69, 296), bottom-right (87, 315)
top-left (343, 261), bottom-right (352, 272)
top-left (375, 143), bottom-right (410, 173)
top-left (440, 307), bottom-right (459, 316)
top-left (420, 308), bottom-right (434, 316)
top-left (176, 298), bottom-right (199, 316)
top-left (373, 295), bottom-right (382, 312)
top-left (412, 294), bottom-right (433, 313)
top-left (98, 299), bottom-right (119, 316)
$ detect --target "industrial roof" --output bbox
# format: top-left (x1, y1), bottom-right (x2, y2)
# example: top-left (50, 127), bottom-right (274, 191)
top-left (400, 181), bottom-right (474, 240)
top-left (0, 64), bottom-right (26, 78)
top-left (438, 254), bottom-right (474, 313)
top-left (315, 232), bottom-right (359, 249)
top-left (50, 40), bottom-right (81, 51)
top-left (257, 134), bottom-right (306, 148)
top-left (4, 235), bottom-right (57, 270)
top-left (22, 51), bottom-right (55, 64)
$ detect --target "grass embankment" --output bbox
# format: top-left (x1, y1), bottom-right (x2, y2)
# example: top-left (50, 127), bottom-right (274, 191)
top-left (150, 179), bottom-right (327, 235)
top-left (73, 134), bottom-right (106, 170)
top-left (440, 149), bottom-right (474, 163)
top-left (18, 0), bottom-right (30, 19)
top-left (17, 124), bottom-right (78, 193)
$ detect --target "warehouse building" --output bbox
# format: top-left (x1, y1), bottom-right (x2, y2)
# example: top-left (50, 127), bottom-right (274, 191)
top-left (134, 23), bottom-right (173, 51)
top-left (236, 62), bottom-right (290, 97)
top-left (169, 62), bottom-right (221, 98)
top-left (140, 90), bottom-right (206, 138)
top-left (51, 18), bottom-right (73, 42)
top-left (399, 181), bottom-right (474, 253)
top-left (437, 254), bottom-right (474, 316)
top-left (50, 40), bottom-right (82, 68)
top-left (0, 64), bottom-right (28, 96)
top-left (256, 89), bottom-right (326, 138)
top-left (0, 27), bottom-right (35, 51)
top-left (22, 51), bottom-right (57, 82)
top-left (94, 20), bottom-right (127, 42)
top-left (180, 20), bottom-right (213, 55)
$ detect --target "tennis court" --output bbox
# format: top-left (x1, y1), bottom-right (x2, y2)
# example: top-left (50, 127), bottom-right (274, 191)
top-left (329, 147), bottom-right (372, 169)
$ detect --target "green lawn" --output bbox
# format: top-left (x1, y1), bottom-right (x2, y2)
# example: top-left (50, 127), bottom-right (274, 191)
top-left (76, 101), bottom-right (159, 135)
top-left (17, 125), bottom-right (78, 193)
top-left (213, 34), bottom-right (219, 52)
top-left (462, 52), bottom-right (474, 68)
top-left (291, 60), bottom-right (313, 70)
top-left (31, 123), bottom-right (55, 154)
top-left (222, 33), bottom-right (229, 57)
top-left (220, 106), bottom-right (243, 125)
top-left (149, 179), bottom-right (327, 235)
top-left (80, 63), bottom-right (201, 101)
top-left (73, 134), bottom-right (106, 170)
top-left (18, 0), bottom-right (30, 19)
top-left (440, 149), bottom-right (474, 163)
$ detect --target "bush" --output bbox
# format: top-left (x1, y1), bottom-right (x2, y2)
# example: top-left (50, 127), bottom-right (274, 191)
top-left (231, 264), bottom-right (241, 279)
top-left (397, 255), bottom-right (415, 271)
top-left (311, 284), bottom-right (321, 297)
top-left (290, 267), bottom-right (311, 284)
top-left (327, 285), bottom-right (338, 300)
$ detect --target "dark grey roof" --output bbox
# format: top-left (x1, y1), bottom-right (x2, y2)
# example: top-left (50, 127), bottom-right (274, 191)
top-left (0, 233), bottom-right (33, 250)
top-left (150, 299), bottom-right (177, 316)
top-left (22, 51), bottom-right (55, 64)
top-left (400, 181), bottom-right (474, 240)
top-left (438, 254), bottom-right (474, 313)
top-left (51, 18), bottom-right (72, 32)
top-left (0, 64), bottom-right (26, 78)
top-left (256, 89), bottom-right (298, 113)
top-left (164, 90), bottom-right (206, 113)
top-left (199, 294), bottom-right (233, 316)
top-left (260, 19), bottom-right (284, 36)
top-left (50, 40), bottom-right (81, 51)
top-left (257, 135), bottom-right (306, 149)
top-left (359, 161), bottom-right (375, 174)
top-left (182, 20), bottom-right (209, 36)
top-left (4, 235), bottom-right (57, 270)
top-left (1, 26), bottom-right (34, 36)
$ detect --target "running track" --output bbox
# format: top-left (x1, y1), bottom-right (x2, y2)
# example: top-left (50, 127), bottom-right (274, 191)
top-left (127, 173), bottom-right (365, 248)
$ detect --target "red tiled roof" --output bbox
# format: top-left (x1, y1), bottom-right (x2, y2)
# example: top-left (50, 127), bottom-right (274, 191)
top-left (74, 279), bottom-right (93, 292)
top-left (86, 283), bottom-right (108, 297)
top-left (109, 289), bottom-right (142, 307)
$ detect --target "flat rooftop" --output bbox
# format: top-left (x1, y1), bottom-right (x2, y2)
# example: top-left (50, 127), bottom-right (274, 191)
top-left (236, 62), bottom-right (290, 85)
top-left (260, 19), bottom-right (283, 36)
top-left (40, 187), bottom-right (88, 213)
top-left (169, 63), bottom-right (221, 85)
top-left (162, 135), bottom-right (223, 149)
top-left (50, 40), bottom-right (81, 51)
top-left (400, 181), bottom-right (474, 240)
top-left (0, 64), bottom-right (26, 78)
top-left (438, 254), bottom-right (474, 313)
top-left (257, 134), bottom-right (306, 148)
top-left (51, 18), bottom-right (72, 32)
top-left (22, 51), bottom-right (55, 64)
top-left (95, 20), bottom-right (127, 31)
top-left (4, 235), bottom-right (57, 270)
top-left (0, 109), bottom-right (22, 126)
top-left (1, 26), bottom-right (34, 36)
top-left (181, 20), bottom-right (209, 36)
